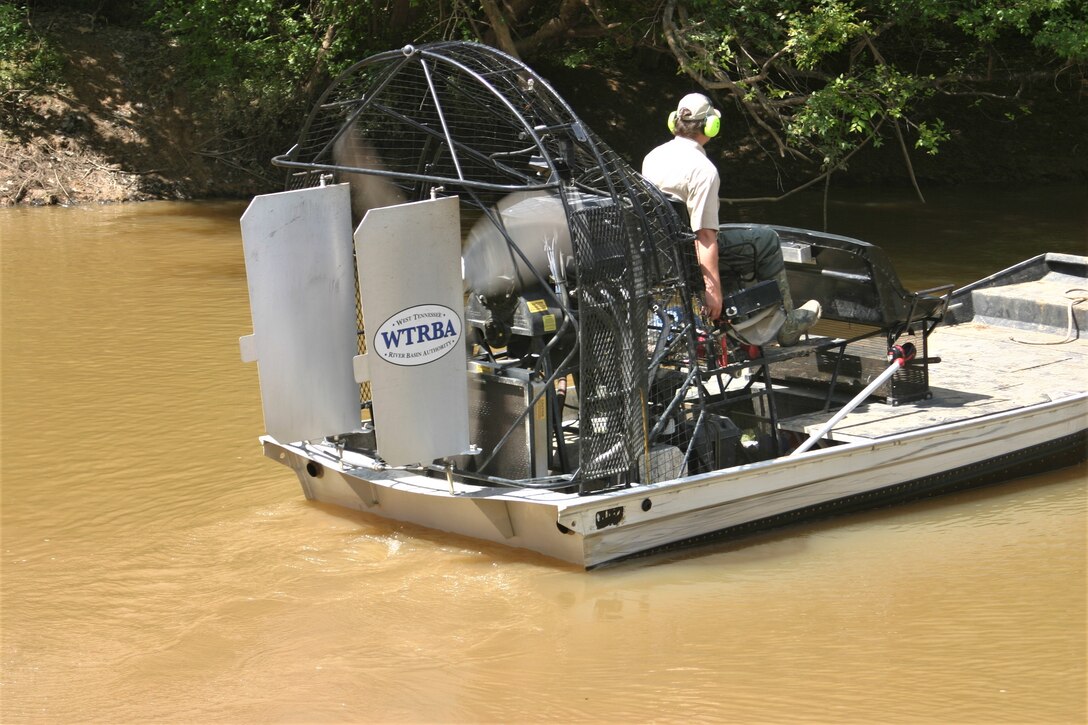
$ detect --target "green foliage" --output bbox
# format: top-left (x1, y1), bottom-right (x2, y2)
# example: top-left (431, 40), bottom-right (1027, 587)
top-left (145, 0), bottom-right (440, 143)
top-left (1025, 3), bottom-right (1088, 62)
top-left (790, 65), bottom-right (942, 164)
top-left (0, 2), bottom-right (63, 91)
top-left (780, 0), bottom-right (866, 71)
top-left (0, 3), bottom-right (27, 61)
top-left (148, 0), bottom-right (314, 128)
top-left (955, 0), bottom-right (1085, 55)
top-left (914, 119), bottom-right (949, 155)
top-left (557, 40), bottom-right (632, 70)
top-left (664, 0), bottom-right (1085, 171)
top-left (57, 0), bottom-right (1078, 182)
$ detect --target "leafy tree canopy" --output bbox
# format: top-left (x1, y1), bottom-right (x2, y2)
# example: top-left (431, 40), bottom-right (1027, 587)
top-left (146, 0), bottom-right (1085, 183)
top-left (8, 1), bottom-right (1084, 191)
top-left (658, 0), bottom-right (1085, 176)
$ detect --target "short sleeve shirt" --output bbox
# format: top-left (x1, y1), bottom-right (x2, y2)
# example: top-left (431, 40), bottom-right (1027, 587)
top-left (641, 136), bottom-right (720, 232)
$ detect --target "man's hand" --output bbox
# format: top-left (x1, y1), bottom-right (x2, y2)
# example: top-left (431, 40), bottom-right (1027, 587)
top-left (703, 283), bottom-right (723, 322)
top-left (695, 228), bottom-right (722, 320)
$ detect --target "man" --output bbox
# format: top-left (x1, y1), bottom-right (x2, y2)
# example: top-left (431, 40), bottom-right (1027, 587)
top-left (641, 92), bottom-right (821, 346)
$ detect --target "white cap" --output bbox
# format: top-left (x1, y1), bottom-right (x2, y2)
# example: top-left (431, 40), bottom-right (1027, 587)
top-left (677, 93), bottom-right (719, 121)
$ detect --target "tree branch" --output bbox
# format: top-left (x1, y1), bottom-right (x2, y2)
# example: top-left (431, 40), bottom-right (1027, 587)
top-left (662, 0), bottom-right (794, 157)
top-left (301, 23), bottom-right (336, 100)
top-left (514, 0), bottom-right (585, 57)
top-left (861, 34), bottom-right (925, 202)
top-left (721, 116), bottom-right (886, 204)
top-left (892, 117), bottom-right (926, 203)
top-left (479, 0), bottom-right (520, 58)
top-left (580, 0), bottom-right (621, 32)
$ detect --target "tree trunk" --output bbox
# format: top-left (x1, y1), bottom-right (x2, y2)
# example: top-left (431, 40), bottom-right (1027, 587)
top-left (479, 0), bottom-right (520, 58)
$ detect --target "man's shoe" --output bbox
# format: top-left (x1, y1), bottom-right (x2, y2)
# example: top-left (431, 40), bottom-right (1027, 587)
top-left (776, 299), bottom-right (822, 346)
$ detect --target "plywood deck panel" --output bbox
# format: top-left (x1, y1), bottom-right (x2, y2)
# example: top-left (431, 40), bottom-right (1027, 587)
top-left (780, 322), bottom-right (1088, 442)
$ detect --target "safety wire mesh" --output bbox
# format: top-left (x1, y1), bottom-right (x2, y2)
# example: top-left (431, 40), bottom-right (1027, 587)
top-left (275, 41), bottom-right (706, 490)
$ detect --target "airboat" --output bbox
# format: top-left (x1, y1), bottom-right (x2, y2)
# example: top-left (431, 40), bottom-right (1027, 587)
top-left (239, 42), bottom-right (1087, 568)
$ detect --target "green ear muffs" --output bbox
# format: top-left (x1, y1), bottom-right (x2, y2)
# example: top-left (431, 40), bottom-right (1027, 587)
top-left (667, 109), bottom-right (721, 137)
top-left (703, 112), bottom-right (721, 138)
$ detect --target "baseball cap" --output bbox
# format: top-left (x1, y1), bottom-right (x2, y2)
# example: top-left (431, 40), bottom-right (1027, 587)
top-left (677, 93), bottom-right (720, 121)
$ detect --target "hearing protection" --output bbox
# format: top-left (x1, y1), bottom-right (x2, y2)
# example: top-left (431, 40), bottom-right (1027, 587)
top-left (667, 109), bottom-right (721, 138)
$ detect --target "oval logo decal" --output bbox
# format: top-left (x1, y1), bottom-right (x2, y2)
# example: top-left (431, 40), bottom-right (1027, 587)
top-left (373, 304), bottom-right (462, 367)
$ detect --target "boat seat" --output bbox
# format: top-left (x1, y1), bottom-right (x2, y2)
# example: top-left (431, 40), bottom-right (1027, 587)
top-left (657, 199), bottom-right (788, 345)
top-left (733, 225), bottom-right (955, 406)
top-left (753, 225), bottom-right (953, 340)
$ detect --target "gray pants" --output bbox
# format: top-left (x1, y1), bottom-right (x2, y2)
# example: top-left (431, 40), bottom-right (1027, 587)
top-left (718, 225), bottom-right (784, 287)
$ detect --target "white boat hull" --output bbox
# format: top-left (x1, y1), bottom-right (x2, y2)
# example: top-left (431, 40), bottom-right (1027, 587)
top-left (266, 394), bottom-right (1086, 568)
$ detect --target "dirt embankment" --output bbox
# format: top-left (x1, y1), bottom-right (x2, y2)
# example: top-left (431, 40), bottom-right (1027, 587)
top-left (2, 14), bottom-right (1085, 207)
top-left (1, 13), bottom-right (271, 206)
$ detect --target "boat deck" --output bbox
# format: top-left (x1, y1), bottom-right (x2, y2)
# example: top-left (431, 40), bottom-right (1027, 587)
top-left (295, 259), bottom-right (1088, 504)
top-left (780, 321), bottom-right (1088, 443)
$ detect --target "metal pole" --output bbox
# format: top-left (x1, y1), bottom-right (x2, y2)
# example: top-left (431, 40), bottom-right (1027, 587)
top-left (791, 343), bottom-right (915, 456)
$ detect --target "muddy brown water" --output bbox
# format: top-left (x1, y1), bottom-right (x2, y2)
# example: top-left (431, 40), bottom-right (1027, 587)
top-left (2, 185), bottom-right (1085, 723)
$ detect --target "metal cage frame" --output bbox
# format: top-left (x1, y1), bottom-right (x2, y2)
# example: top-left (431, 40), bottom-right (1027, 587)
top-left (272, 41), bottom-right (718, 492)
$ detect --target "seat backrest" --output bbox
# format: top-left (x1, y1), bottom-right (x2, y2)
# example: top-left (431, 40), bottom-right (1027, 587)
top-left (763, 225), bottom-right (947, 332)
top-left (667, 196), bottom-right (692, 230)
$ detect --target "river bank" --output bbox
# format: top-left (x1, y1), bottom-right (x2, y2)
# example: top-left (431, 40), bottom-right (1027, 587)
top-left (2, 12), bottom-right (1085, 207)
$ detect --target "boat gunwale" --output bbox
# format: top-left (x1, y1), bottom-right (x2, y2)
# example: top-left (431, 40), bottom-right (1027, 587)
top-left (263, 389), bottom-right (1088, 512)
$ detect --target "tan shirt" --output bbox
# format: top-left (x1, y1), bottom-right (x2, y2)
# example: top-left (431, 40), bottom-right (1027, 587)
top-left (641, 136), bottom-right (721, 232)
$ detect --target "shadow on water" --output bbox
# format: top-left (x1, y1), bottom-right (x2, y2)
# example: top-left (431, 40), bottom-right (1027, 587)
top-left (614, 460), bottom-right (1088, 573)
